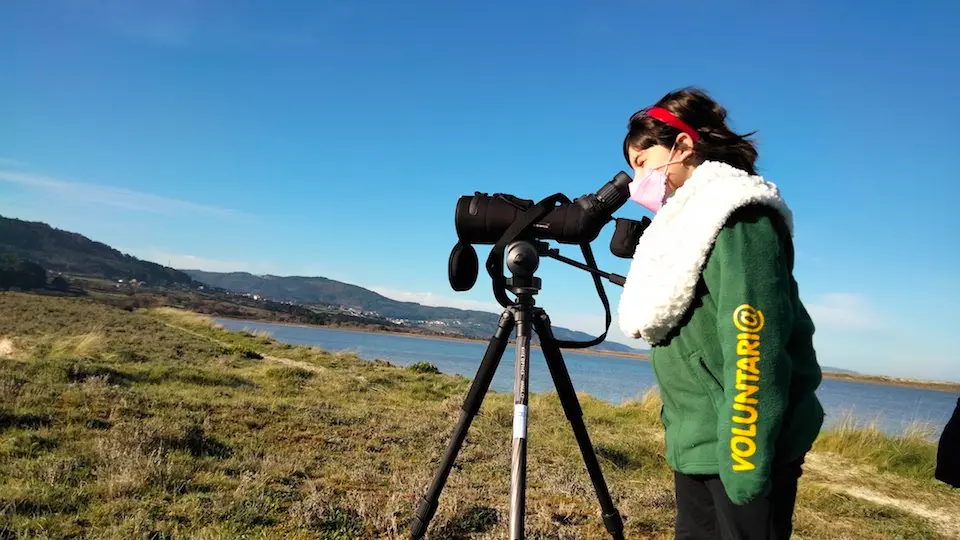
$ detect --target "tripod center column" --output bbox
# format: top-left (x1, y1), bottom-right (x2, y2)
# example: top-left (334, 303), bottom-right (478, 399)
top-left (513, 307), bottom-right (531, 441)
top-left (509, 299), bottom-right (533, 539)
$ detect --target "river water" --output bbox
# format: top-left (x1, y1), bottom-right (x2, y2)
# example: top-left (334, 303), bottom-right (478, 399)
top-left (216, 319), bottom-right (957, 439)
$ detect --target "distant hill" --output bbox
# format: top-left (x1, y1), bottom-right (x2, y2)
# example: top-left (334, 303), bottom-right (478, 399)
top-left (183, 270), bottom-right (646, 354)
top-left (823, 366), bottom-right (858, 375)
top-left (0, 215), bottom-right (194, 286)
top-left (0, 213), bottom-right (642, 354)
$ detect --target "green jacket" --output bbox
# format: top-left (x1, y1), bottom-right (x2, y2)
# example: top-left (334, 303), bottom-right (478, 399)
top-left (650, 203), bottom-right (824, 505)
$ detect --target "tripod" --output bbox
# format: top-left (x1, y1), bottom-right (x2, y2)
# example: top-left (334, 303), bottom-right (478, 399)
top-left (410, 240), bottom-right (625, 539)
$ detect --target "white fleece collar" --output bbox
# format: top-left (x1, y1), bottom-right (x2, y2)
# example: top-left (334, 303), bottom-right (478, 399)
top-left (617, 160), bottom-right (793, 345)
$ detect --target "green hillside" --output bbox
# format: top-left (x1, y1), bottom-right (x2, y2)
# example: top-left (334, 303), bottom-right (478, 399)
top-left (183, 271), bottom-right (469, 320)
top-left (0, 215), bottom-right (194, 286)
top-left (0, 214), bottom-right (640, 353)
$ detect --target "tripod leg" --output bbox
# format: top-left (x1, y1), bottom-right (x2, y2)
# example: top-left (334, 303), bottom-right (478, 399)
top-left (410, 309), bottom-right (516, 539)
top-left (509, 302), bottom-right (533, 540)
top-left (532, 310), bottom-right (626, 540)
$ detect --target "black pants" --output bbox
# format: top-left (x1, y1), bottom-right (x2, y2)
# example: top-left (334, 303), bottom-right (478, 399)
top-left (935, 397), bottom-right (960, 488)
top-left (673, 459), bottom-right (803, 540)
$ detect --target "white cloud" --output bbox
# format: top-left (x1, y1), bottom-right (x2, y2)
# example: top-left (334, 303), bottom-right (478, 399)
top-left (797, 292), bottom-right (948, 378)
top-left (544, 311), bottom-right (641, 347)
top-left (368, 286), bottom-right (503, 313)
top-left (120, 248), bottom-right (290, 275)
top-left (805, 292), bottom-right (889, 332)
top-left (0, 157), bottom-right (30, 169)
top-left (0, 170), bottom-right (237, 217)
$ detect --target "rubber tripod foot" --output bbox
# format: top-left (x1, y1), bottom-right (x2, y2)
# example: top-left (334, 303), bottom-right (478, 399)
top-left (603, 509), bottom-right (625, 539)
top-left (410, 497), bottom-right (437, 539)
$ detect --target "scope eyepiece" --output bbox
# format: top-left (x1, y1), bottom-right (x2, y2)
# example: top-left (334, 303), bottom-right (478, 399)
top-left (577, 171), bottom-right (632, 217)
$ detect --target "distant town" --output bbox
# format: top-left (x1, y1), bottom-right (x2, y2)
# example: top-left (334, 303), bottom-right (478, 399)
top-left (189, 284), bottom-right (463, 332)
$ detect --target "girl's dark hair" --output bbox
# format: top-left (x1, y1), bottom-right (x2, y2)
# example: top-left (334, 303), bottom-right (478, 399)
top-left (622, 87), bottom-right (759, 175)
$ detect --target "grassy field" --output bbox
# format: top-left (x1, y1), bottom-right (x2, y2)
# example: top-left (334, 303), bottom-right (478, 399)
top-left (1, 292), bottom-right (958, 539)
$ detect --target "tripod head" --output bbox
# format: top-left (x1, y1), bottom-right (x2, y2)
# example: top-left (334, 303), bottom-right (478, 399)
top-left (505, 241), bottom-right (542, 297)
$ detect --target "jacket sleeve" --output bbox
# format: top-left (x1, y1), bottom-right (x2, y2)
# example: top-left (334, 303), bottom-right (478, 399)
top-left (702, 207), bottom-right (795, 505)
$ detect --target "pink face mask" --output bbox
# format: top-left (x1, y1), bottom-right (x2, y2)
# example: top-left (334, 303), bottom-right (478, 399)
top-left (629, 145), bottom-right (682, 213)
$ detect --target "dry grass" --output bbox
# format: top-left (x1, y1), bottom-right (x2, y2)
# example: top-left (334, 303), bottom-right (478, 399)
top-left (812, 411), bottom-right (939, 479)
top-left (146, 306), bottom-right (223, 329)
top-left (45, 330), bottom-right (107, 360)
top-left (0, 292), bottom-right (956, 539)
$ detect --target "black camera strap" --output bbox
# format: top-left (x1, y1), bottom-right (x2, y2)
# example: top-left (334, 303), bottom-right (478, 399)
top-left (557, 241), bottom-right (610, 350)
top-left (485, 194), bottom-right (611, 350)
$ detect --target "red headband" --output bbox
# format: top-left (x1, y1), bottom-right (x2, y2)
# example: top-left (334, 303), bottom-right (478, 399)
top-left (646, 107), bottom-right (700, 142)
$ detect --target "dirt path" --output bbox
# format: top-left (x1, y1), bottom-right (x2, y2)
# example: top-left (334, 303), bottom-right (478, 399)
top-left (804, 453), bottom-right (960, 538)
top-left (260, 353), bottom-right (326, 374)
top-left (157, 320), bottom-right (327, 375)
top-left (0, 337), bottom-right (16, 358)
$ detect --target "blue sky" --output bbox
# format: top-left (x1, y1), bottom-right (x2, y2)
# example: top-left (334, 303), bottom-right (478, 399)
top-left (2, 0), bottom-right (958, 381)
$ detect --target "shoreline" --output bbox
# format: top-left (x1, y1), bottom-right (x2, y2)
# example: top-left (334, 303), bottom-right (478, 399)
top-left (211, 315), bottom-right (651, 359)
top-left (211, 315), bottom-right (960, 393)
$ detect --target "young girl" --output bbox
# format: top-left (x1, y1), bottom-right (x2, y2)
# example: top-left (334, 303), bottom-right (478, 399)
top-left (617, 88), bottom-right (824, 539)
